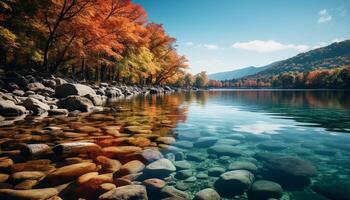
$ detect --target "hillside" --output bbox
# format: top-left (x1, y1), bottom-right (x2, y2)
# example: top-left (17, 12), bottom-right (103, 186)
top-left (247, 40), bottom-right (350, 79)
top-left (208, 66), bottom-right (268, 81)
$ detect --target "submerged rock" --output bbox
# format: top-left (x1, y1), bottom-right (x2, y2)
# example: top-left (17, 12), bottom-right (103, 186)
top-left (255, 152), bottom-right (317, 189)
top-left (228, 161), bottom-right (258, 173)
top-left (161, 186), bottom-right (191, 199)
top-left (207, 145), bottom-right (242, 157)
top-left (312, 181), bottom-right (350, 200)
top-left (214, 170), bottom-right (254, 197)
top-left (194, 137), bottom-right (218, 148)
top-left (144, 158), bottom-right (176, 178)
top-left (248, 180), bottom-right (283, 200)
top-left (0, 188), bottom-right (59, 200)
top-left (194, 188), bottom-right (220, 200)
top-left (98, 185), bottom-right (148, 200)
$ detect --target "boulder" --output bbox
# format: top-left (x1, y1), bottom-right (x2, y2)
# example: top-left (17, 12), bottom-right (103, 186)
top-left (194, 137), bottom-right (218, 148)
top-left (312, 181), bottom-right (350, 200)
top-left (255, 152), bottom-right (317, 189)
top-left (143, 178), bottom-right (166, 190)
top-left (57, 95), bottom-right (94, 112)
top-left (144, 158), bottom-right (176, 178)
top-left (214, 170), bottom-right (254, 197)
top-left (11, 171), bottom-right (46, 181)
top-left (19, 144), bottom-right (51, 157)
top-left (0, 188), bottom-right (59, 200)
top-left (23, 97), bottom-right (50, 115)
top-left (161, 186), bottom-right (190, 199)
top-left (228, 161), bottom-right (258, 173)
top-left (52, 142), bottom-right (102, 156)
top-left (248, 180), bottom-right (283, 200)
top-left (194, 188), bottom-right (220, 200)
top-left (115, 160), bottom-right (145, 177)
top-left (55, 83), bottom-right (96, 98)
top-left (136, 149), bottom-right (164, 164)
top-left (0, 100), bottom-right (26, 117)
top-left (98, 185), bottom-right (148, 200)
top-left (207, 145), bottom-right (242, 157)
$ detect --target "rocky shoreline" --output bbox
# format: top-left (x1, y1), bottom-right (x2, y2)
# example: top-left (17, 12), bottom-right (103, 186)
top-left (0, 71), bottom-right (176, 121)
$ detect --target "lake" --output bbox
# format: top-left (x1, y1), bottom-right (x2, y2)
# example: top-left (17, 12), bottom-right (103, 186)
top-left (0, 90), bottom-right (349, 200)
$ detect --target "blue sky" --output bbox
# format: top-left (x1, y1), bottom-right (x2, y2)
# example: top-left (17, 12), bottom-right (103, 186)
top-left (134, 0), bottom-right (350, 74)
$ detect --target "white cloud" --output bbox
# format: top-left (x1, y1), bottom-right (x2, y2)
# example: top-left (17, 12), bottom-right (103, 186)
top-left (185, 42), bottom-right (194, 46)
top-left (318, 9), bottom-right (332, 23)
top-left (232, 40), bottom-right (309, 53)
top-left (202, 44), bottom-right (220, 50)
top-left (312, 38), bottom-right (344, 49)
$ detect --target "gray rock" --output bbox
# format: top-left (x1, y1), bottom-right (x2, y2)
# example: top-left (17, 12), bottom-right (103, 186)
top-left (98, 185), bottom-right (148, 200)
top-left (55, 83), bottom-right (96, 98)
top-left (194, 137), bottom-right (218, 148)
top-left (208, 167), bottom-right (226, 176)
top-left (194, 188), bottom-right (220, 200)
top-left (207, 145), bottom-right (242, 157)
top-left (257, 141), bottom-right (287, 151)
top-left (214, 170), bottom-right (255, 197)
top-left (57, 95), bottom-right (94, 112)
top-left (174, 160), bottom-right (191, 170)
top-left (228, 161), bottom-right (258, 173)
top-left (23, 97), bottom-right (50, 115)
top-left (175, 170), bottom-right (193, 180)
top-left (48, 109), bottom-right (69, 116)
top-left (84, 94), bottom-right (104, 106)
top-left (161, 186), bottom-right (191, 199)
top-left (248, 180), bottom-right (283, 200)
top-left (186, 153), bottom-right (206, 162)
top-left (0, 100), bottom-right (26, 117)
top-left (144, 158), bottom-right (176, 178)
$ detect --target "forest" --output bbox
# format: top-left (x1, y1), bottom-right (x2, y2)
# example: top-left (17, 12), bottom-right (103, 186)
top-left (0, 0), bottom-right (191, 85)
top-left (208, 67), bottom-right (350, 89)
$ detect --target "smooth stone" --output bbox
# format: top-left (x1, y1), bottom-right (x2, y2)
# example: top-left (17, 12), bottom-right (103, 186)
top-left (194, 137), bottom-right (218, 148)
top-left (175, 170), bottom-right (193, 180)
top-left (22, 97), bottom-right (50, 114)
top-left (53, 142), bottom-right (102, 155)
top-left (48, 109), bottom-right (69, 116)
top-left (291, 191), bottom-right (330, 200)
top-left (156, 137), bottom-right (176, 145)
top-left (144, 158), bottom-right (176, 178)
top-left (0, 174), bottom-right (9, 183)
top-left (248, 180), bottom-right (283, 200)
top-left (102, 146), bottom-right (142, 158)
top-left (115, 160), bottom-right (145, 177)
top-left (46, 162), bottom-right (96, 185)
top-left (184, 176), bottom-right (196, 183)
top-left (143, 178), bottom-right (166, 190)
top-left (0, 188), bottom-right (59, 200)
top-left (55, 83), bottom-right (96, 98)
top-left (114, 178), bottom-right (132, 187)
top-left (161, 186), bottom-right (191, 199)
top-left (137, 149), bottom-right (164, 164)
top-left (194, 188), bottom-right (221, 200)
top-left (228, 161), bottom-right (258, 173)
top-left (174, 141), bottom-right (193, 149)
top-left (178, 132), bottom-right (201, 141)
top-left (98, 185), bottom-right (148, 200)
top-left (312, 181), bottom-right (350, 200)
top-left (214, 170), bottom-right (255, 197)
top-left (19, 144), bottom-right (51, 157)
top-left (57, 95), bottom-right (94, 112)
top-left (216, 139), bottom-right (241, 146)
top-left (207, 145), bottom-right (242, 157)
top-left (0, 100), bottom-right (26, 117)
top-left (186, 153), bottom-right (206, 162)
top-left (196, 172), bottom-right (208, 179)
top-left (208, 167), bottom-right (226, 176)
top-left (173, 161), bottom-right (191, 170)
top-left (175, 181), bottom-right (189, 191)
top-left (100, 183), bottom-right (116, 192)
top-left (11, 171), bottom-right (46, 181)
top-left (14, 179), bottom-right (38, 190)
top-left (96, 156), bottom-right (122, 173)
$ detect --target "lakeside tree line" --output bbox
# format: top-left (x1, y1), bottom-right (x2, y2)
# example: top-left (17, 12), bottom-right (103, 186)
top-left (208, 67), bottom-right (350, 89)
top-left (0, 0), bottom-right (189, 85)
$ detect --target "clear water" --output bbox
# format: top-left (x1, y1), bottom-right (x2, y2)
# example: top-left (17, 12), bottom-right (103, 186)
top-left (0, 90), bottom-right (349, 200)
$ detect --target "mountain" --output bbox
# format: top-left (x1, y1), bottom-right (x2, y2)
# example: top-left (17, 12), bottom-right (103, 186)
top-left (247, 40), bottom-right (350, 79)
top-left (208, 66), bottom-right (269, 81)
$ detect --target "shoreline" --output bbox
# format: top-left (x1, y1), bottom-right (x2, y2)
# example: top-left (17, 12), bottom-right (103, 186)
top-left (0, 71), bottom-right (177, 122)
